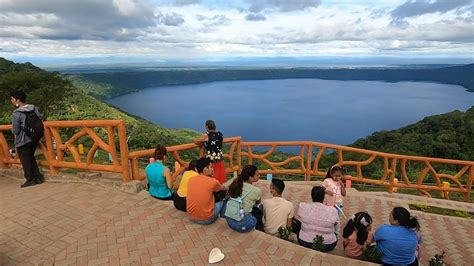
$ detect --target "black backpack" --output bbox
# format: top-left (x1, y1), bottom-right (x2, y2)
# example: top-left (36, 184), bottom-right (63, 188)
top-left (20, 110), bottom-right (44, 141)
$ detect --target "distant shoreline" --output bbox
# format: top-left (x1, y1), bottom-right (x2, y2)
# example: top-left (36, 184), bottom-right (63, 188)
top-left (70, 64), bottom-right (474, 99)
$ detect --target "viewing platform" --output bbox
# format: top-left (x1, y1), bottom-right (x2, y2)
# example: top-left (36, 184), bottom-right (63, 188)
top-left (1, 168), bottom-right (473, 265)
top-left (1, 119), bottom-right (473, 265)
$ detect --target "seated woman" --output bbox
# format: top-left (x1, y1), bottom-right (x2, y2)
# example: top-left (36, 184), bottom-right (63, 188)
top-left (145, 144), bottom-right (174, 200)
top-left (224, 165), bottom-right (262, 233)
top-left (173, 159), bottom-right (198, 211)
top-left (342, 212), bottom-right (374, 259)
top-left (375, 207), bottom-right (420, 266)
top-left (294, 186), bottom-right (339, 252)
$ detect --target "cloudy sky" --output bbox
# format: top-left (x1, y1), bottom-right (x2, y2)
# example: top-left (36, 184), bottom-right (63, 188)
top-left (0, 0), bottom-right (473, 65)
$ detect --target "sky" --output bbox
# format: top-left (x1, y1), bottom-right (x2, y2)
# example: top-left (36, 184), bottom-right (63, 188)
top-left (0, 0), bottom-right (473, 66)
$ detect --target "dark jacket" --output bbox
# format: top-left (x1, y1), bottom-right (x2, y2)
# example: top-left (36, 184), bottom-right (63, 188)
top-left (11, 104), bottom-right (41, 147)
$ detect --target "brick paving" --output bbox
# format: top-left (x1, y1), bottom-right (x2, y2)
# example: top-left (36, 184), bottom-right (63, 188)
top-left (0, 172), bottom-right (472, 265)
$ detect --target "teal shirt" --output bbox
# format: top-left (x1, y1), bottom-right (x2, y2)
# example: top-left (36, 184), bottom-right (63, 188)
top-left (146, 162), bottom-right (173, 198)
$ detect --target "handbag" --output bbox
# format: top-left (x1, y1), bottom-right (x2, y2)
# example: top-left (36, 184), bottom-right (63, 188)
top-left (224, 187), bottom-right (254, 221)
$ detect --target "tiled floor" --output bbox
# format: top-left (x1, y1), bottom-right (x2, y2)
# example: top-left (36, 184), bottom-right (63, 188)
top-left (0, 173), bottom-right (472, 265)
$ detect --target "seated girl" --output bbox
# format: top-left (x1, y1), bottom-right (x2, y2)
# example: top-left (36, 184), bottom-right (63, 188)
top-left (342, 212), bottom-right (374, 259)
top-left (173, 160), bottom-right (198, 211)
top-left (145, 144), bottom-right (174, 200)
top-left (293, 186), bottom-right (339, 252)
top-left (224, 165), bottom-right (262, 233)
top-left (375, 206), bottom-right (420, 266)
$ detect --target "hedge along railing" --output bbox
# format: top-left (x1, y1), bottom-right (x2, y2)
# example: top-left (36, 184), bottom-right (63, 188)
top-left (0, 120), bottom-right (130, 182)
top-left (127, 137), bottom-right (242, 181)
top-left (241, 141), bottom-right (474, 201)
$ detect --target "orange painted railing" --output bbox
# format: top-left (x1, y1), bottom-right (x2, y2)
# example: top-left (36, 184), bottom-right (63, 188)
top-left (241, 141), bottom-right (473, 201)
top-left (128, 137), bottom-right (241, 181)
top-left (0, 120), bottom-right (130, 181)
top-left (1, 120), bottom-right (472, 201)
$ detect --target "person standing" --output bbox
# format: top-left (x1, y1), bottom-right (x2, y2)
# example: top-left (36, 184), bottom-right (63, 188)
top-left (194, 120), bottom-right (226, 183)
top-left (10, 91), bottom-right (44, 188)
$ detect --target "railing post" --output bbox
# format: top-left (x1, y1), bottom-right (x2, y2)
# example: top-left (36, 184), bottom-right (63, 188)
top-left (0, 131), bottom-right (11, 169)
top-left (305, 143), bottom-right (312, 181)
top-left (466, 166), bottom-right (473, 202)
top-left (237, 138), bottom-right (242, 173)
top-left (117, 120), bottom-right (131, 182)
top-left (44, 126), bottom-right (58, 175)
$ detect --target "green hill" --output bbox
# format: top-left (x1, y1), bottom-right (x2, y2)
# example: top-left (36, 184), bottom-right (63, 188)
top-left (0, 58), bottom-right (199, 151)
top-left (351, 107), bottom-right (474, 161)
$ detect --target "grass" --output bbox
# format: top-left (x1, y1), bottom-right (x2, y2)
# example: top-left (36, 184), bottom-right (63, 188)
top-left (409, 203), bottom-right (473, 219)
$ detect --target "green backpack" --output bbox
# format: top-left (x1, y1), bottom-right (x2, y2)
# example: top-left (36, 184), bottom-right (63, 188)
top-left (224, 188), bottom-right (254, 221)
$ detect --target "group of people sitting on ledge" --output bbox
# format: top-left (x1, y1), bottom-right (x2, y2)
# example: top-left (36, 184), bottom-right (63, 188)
top-left (145, 120), bottom-right (421, 265)
top-left (146, 144), bottom-right (422, 265)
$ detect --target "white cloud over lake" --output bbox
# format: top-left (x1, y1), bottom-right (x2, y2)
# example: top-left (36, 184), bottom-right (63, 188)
top-left (0, 0), bottom-right (472, 63)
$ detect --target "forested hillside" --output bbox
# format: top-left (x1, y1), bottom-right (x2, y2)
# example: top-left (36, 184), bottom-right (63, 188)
top-left (0, 58), bottom-right (199, 151)
top-left (351, 107), bottom-right (474, 161)
top-left (71, 64), bottom-right (474, 99)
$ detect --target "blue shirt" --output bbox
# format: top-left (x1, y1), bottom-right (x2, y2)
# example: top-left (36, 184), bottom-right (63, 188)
top-left (146, 162), bottom-right (173, 198)
top-left (375, 224), bottom-right (417, 265)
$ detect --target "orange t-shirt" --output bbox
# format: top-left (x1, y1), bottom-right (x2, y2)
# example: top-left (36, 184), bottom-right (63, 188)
top-left (186, 175), bottom-right (222, 221)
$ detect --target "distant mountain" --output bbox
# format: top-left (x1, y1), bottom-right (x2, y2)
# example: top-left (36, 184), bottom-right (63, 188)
top-left (70, 64), bottom-right (474, 99)
top-left (0, 58), bottom-right (42, 75)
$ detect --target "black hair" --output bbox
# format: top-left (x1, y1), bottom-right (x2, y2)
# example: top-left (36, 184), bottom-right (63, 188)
top-left (153, 144), bottom-right (167, 160)
top-left (228, 165), bottom-right (257, 198)
top-left (325, 165), bottom-right (344, 179)
top-left (10, 91), bottom-right (27, 103)
top-left (196, 157), bottom-right (211, 174)
top-left (343, 212), bottom-right (373, 245)
top-left (187, 159), bottom-right (198, 171)
top-left (205, 120), bottom-right (216, 130)
top-left (392, 206), bottom-right (420, 231)
top-left (311, 186), bottom-right (325, 203)
top-left (271, 178), bottom-right (285, 195)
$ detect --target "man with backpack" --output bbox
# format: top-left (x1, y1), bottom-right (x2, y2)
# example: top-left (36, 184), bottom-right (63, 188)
top-left (10, 91), bottom-right (44, 188)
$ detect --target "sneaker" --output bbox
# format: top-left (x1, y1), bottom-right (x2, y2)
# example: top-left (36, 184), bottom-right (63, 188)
top-left (34, 175), bottom-right (45, 184)
top-left (20, 180), bottom-right (37, 188)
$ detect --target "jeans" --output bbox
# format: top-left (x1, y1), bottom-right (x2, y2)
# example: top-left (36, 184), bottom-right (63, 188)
top-left (298, 237), bottom-right (337, 252)
top-left (189, 201), bottom-right (224, 225)
top-left (225, 214), bottom-right (257, 233)
top-left (17, 141), bottom-right (41, 182)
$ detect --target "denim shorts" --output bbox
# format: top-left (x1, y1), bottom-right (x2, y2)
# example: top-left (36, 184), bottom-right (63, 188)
top-left (225, 214), bottom-right (257, 233)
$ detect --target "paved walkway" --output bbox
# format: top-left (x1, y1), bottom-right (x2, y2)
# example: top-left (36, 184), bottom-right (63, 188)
top-left (0, 171), bottom-right (472, 265)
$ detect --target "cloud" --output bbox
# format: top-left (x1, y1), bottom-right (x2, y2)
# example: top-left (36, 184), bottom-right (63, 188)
top-left (245, 13), bottom-right (266, 21)
top-left (0, 0), bottom-right (472, 60)
top-left (157, 12), bottom-right (185, 26)
top-left (172, 0), bottom-right (200, 6)
top-left (245, 0), bottom-right (322, 13)
top-left (196, 14), bottom-right (231, 28)
top-left (0, 0), bottom-right (156, 41)
top-left (391, 0), bottom-right (473, 19)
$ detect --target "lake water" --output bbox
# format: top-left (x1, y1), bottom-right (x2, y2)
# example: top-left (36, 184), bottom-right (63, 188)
top-left (107, 79), bottom-right (474, 145)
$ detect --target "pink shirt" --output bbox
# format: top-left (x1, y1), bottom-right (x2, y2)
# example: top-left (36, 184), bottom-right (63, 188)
top-left (322, 178), bottom-right (343, 206)
top-left (297, 202), bottom-right (339, 244)
top-left (344, 231), bottom-right (374, 259)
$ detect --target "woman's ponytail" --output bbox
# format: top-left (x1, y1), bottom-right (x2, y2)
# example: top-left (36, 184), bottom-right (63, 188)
top-left (409, 216), bottom-right (420, 231)
top-left (342, 218), bottom-right (355, 239)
